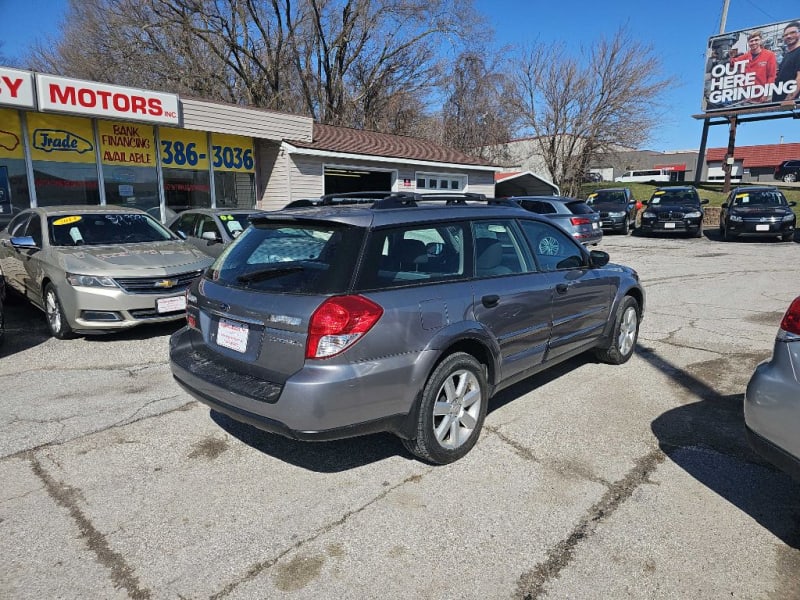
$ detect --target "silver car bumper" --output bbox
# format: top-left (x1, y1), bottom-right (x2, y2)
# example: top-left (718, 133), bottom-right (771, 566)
top-left (744, 339), bottom-right (800, 481)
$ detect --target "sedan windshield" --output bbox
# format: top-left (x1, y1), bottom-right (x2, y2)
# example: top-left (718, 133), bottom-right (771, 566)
top-left (590, 192), bottom-right (627, 205)
top-left (649, 191), bottom-right (699, 205)
top-left (48, 213), bottom-right (175, 246)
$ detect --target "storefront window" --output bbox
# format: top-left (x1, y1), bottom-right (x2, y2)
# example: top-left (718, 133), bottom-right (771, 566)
top-left (211, 133), bottom-right (256, 208)
top-left (0, 108), bottom-right (31, 227)
top-left (27, 113), bottom-right (100, 206)
top-left (98, 120), bottom-right (159, 213)
top-left (160, 127), bottom-right (211, 212)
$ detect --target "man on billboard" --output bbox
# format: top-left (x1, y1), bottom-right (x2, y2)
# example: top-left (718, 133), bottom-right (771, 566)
top-left (775, 22), bottom-right (800, 102)
top-left (735, 30), bottom-right (777, 103)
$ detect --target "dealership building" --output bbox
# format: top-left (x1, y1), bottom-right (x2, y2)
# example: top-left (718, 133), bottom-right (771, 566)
top-left (0, 66), bottom-right (499, 224)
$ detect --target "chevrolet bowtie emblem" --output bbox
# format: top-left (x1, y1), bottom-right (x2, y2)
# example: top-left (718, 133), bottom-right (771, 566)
top-left (154, 279), bottom-right (178, 289)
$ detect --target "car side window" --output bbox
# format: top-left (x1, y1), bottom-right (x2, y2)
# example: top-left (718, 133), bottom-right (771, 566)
top-left (356, 223), bottom-right (466, 290)
top-left (471, 220), bottom-right (533, 278)
top-left (171, 213), bottom-right (197, 237)
top-left (6, 212), bottom-right (31, 236)
top-left (22, 215), bottom-right (43, 247)
top-left (519, 220), bottom-right (585, 272)
top-left (197, 216), bottom-right (219, 238)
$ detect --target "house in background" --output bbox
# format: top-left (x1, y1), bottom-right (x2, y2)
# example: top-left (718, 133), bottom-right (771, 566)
top-left (705, 143), bottom-right (800, 183)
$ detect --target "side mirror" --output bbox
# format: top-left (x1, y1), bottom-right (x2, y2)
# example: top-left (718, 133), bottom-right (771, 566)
top-left (789, 201), bottom-right (797, 207)
top-left (201, 231), bottom-right (222, 243)
top-left (589, 249), bottom-right (610, 267)
top-left (10, 235), bottom-right (38, 250)
top-left (700, 199), bottom-right (709, 205)
top-left (721, 202), bottom-right (729, 209)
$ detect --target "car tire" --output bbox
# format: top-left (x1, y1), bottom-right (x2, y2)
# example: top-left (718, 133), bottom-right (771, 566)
top-left (44, 283), bottom-right (73, 339)
top-left (595, 296), bottom-right (640, 365)
top-left (783, 173), bottom-right (797, 183)
top-left (722, 223), bottom-right (735, 242)
top-left (621, 217), bottom-right (629, 234)
top-left (402, 352), bottom-right (488, 464)
top-left (781, 232), bottom-right (794, 242)
top-left (694, 226), bottom-right (703, 239)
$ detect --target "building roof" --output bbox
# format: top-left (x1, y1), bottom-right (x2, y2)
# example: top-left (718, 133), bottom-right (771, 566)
top-left (494, 170), bottom-right (559, 196)
top-left (706, 143), bottom-right (800, 167)
top-left (287, 123), bottom-right (495, 167)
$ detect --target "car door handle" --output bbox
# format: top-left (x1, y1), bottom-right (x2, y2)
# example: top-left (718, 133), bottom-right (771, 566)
top-left (481, 294), bottom-right (500, 308)
top-left (556, 283), bottom-right (570, 294)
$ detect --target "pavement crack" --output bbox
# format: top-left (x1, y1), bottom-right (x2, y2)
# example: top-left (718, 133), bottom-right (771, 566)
top-left (208, 470), bottom-right (432, 599)
top-left (485, 425), bottom-right (538, 461)
top-left (515, 447), bottom-right (665, 600)
top-left (28, 452), bottom-right (152, 599)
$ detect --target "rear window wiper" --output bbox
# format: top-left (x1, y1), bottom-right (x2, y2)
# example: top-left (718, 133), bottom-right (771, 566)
top-left (237, 265), bottom-right (305, 283)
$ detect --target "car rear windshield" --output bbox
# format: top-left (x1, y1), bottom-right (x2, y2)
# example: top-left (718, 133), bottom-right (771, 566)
top-left (48, 213), bottom-right (174, 246)
top-left (207, 220), bottom-right (364, 294)
top-left (566, 201), bottom-right (595, 215)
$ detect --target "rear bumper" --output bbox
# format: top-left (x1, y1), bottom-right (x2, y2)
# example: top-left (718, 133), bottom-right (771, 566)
top-left (169, 326), bottom-right (425, 438)
top-left (745, 425), bottom-right (800, 482)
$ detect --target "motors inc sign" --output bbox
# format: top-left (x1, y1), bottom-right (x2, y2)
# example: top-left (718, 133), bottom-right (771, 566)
top-left (36, 75), bottom-right (180, 125)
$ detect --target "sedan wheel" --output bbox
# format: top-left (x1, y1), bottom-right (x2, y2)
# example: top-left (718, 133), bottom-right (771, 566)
top-left (402, 352), bottom-right (488, 464)
top-left (783, 173), bottom-right (797, 183)
top-left (44, 284), bottom-right (73, 339)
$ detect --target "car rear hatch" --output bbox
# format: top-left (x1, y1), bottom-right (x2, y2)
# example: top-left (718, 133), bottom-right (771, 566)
top-left (185, 218), bottom-right (367, 389)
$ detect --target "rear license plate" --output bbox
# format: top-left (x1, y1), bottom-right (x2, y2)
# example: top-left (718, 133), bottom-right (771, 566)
top-left (756, 224), bottom-right (770, 231)
top-left (157, 295), bottom-right (186, 313)
top-left (664, 222), bottom-right (677, 229)
top-left (592, 222), bottom-right (599, 229)
top-left (217, 318), bottom-right (249, 353)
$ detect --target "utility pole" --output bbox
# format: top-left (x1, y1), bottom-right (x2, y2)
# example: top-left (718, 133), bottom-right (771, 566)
top-left (720, 0), bottom-right (736, 193)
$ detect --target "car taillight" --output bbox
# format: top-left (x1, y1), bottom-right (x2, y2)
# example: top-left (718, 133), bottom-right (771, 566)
top-left (570, 217), bottom-right (591, 225)
top-left (779, 296), bottom-right (800, 336)
top-left (306, 295), bottom-right (384, 359)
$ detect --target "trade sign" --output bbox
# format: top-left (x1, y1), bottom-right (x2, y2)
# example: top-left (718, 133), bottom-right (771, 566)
top-left (36, 74), bottom-right (180, 125)
top-left (27, 113), bottom-right (97, 164)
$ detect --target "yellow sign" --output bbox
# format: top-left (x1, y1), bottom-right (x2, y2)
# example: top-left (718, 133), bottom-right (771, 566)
top-left (159, 127), bottom-right (209, 171)
top-left (0, 108), bottom-right (24, 160)
top-left (53, 215), bottom-right (83, 226)
top-left (28, 113), bottom-right (96, 164)
top-left (99, 120), bottom-right (156, 167)
top-left (211, 133), bottom-right (255, 173)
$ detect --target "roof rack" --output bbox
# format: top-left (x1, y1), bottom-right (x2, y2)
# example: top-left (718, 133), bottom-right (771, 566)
top-left (284, 191), bottom-right (519, 211)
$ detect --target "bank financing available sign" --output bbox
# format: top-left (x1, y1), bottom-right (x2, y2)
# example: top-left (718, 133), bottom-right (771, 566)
top-left (702, 18), bottom-right (800, 112)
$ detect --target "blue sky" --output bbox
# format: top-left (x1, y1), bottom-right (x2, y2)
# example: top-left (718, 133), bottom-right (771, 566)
top-left (3, 0), bottom-right (799, 152)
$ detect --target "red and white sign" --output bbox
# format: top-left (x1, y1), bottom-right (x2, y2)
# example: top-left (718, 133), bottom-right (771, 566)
top-left (36, 74), bottom-right (180, 125)
top-left (0, 67), bottom-right (35, 109)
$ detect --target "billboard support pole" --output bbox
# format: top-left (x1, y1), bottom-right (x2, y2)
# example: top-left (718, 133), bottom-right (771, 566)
top-left (695, 119), bottom-right (710, 186)
top-left (722, 115), bottom-right (737, 194)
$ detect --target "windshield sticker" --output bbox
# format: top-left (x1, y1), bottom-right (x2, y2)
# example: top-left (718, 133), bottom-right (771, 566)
top-left (587, 193), bottom-right (597, 199)
top-left (220, 214), bottom-right (234, 221)
top-left (654, 191), bottom-right (665, 195)
top-left (53, 215), bottom-right (82, 226)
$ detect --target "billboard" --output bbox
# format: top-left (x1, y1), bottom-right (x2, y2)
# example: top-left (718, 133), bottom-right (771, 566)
top-left (702, 19), bottom-right (800, 112)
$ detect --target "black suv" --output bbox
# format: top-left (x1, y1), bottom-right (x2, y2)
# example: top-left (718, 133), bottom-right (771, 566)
top-left (585, 188), bottom-right (639, 234)
top-left (169, 193), bottom-right (645, 464)
top-left (774, 160), bottom-right (800, 183)
top-left (636, 186), bottom-right (709, 238)
top-left (720, 185), bottom-right (796, 242)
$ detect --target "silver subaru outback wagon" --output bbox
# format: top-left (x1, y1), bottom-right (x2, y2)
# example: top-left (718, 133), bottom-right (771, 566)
top-left (169, 194), bottom-right (645, 464)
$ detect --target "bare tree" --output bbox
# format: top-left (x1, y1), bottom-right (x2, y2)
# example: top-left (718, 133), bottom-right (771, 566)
top-left (24, 0), bottom-right (486, 132)
top-left (509, 28), bottom-right (673, 197)
top-left (440, 51), bottom-right (518, 157)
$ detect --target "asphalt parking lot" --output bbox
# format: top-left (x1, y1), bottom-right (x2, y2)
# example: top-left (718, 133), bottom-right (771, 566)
top-left (1, 230), bottom-right (799, 599)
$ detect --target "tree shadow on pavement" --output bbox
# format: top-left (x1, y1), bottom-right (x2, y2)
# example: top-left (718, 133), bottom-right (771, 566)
top-left (642, 345), bottom-right (800, 549)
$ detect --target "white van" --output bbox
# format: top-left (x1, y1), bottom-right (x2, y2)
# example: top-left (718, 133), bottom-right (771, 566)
top-left (614, 169), bottom-right (671, 183)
